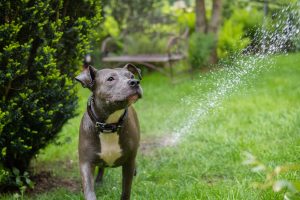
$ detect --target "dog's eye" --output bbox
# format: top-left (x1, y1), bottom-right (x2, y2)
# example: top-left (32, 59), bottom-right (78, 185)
top-left (130, 75), bottom-right (134, 79)
top-left (107, 77), bottom-right (114, 82)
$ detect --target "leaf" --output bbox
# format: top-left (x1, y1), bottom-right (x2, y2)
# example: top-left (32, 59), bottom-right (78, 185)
top-left (23, 171), bottom-right (29, 177)
top-left (15, 176), bottom-right (22, 186)
top-left (12, 168), bottom-right (20, 176)
top-left (25, 178), bottom-right (34, 188)
top-left (20, 185), bottom-right (27, 193)
top-left (13, 193), bottom-right (20, 199)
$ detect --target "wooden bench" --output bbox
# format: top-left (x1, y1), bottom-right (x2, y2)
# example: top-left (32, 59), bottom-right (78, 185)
top-left (101, 29), bottom-right (189, 78)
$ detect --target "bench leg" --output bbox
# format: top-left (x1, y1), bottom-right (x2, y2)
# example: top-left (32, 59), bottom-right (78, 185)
top-left (168, 60), bottom-right (174, 80)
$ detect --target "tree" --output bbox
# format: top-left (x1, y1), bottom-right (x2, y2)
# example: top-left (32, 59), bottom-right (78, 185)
top-left (0, 0), bottom-right (101, 189)
top-left (195, 0), bottom-right (222, 63)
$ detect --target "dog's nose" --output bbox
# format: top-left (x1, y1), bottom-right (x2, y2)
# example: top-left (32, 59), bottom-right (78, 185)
top-left (128, 79), bottom-right (140, 87)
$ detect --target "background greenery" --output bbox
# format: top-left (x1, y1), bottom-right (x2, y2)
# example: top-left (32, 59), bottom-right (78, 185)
top-left (1, 0), bottom-right (300, 199)
top-left (0, 53), bottom-right (297, 199)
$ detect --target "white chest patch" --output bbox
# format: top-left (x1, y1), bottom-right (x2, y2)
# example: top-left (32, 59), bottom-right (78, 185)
top-left (97, 109), bottom-right (125, 166)
top-left (98, 132), bottom-right (122, 166)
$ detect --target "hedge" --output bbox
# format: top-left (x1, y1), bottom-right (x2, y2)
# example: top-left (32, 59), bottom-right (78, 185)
top-left (0, 0), bottom-right (101, 189)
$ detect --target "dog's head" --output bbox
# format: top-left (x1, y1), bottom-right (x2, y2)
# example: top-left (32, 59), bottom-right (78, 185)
top-left (75, 63), bottom-right (143, 110)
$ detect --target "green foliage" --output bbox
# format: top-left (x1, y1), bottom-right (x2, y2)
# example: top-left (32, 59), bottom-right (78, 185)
top-left (0, 168), bottom-right (10, 187)
top-left (231, 7), bottom-right (263, 39)
top-left (0, 0), bottom-right (101, 189)
top-left (12, 167), bottom-right (33, 196)
top-left (98, 7), bottom-right (120, 39)
top-left (177, 11), bottom-right (195, 31)
top-left (217, 17), bottom-right (251, 58)
top-left (222, 1), bottom-right (264, 34)
top-left (170, 2), bottom-right (195, 32)
top-left (101, 0), bottom-right (163, 34)
top-left (95, 0), bottom-right (177, 65)
top-left (123, 34), bottom-right (168, 55)
top-left (188, 32), bottom-right (215, 69)
top-left (217, 8), bottom-right (262, 59)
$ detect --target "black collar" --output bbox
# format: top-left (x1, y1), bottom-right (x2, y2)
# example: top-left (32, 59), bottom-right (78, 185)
top-left (87, 95), bottom-right (128, 134)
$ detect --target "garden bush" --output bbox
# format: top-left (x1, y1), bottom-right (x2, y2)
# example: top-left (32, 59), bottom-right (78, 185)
top-left (188, 32), bottom-right (215, 69)
top-left (0, 0), bottom-right (101, 190)
top-left (217, 8), bottom-right (261, 59)
top-left (217, 17), bottom-right (250, 58)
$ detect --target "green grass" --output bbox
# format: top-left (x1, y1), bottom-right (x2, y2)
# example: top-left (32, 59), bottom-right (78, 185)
top-left (2, 53), bottom-right (300, 199)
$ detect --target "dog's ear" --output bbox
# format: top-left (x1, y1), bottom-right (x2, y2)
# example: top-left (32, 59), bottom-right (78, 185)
top-left (75, 65), bottom-right (97, 90)
top-left (124, 63), bottom-right (142, 80)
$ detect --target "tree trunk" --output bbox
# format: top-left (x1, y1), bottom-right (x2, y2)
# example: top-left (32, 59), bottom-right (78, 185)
top-left (195, 0), bottom-right (207, 33)
top-left (208, 0), bottom-right (222, 34)
top-left (194, 0), bottom-right (222, 65)
top-left (209, 44), bottom-right (218, 64)
top-left (208, 0), bottom-right (222, 64)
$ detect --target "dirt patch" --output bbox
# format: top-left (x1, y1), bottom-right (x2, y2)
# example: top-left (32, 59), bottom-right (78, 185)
top-left (140, 134), bottom-right (175, 154)
top-left (27, 171), bottom-right (80, 196)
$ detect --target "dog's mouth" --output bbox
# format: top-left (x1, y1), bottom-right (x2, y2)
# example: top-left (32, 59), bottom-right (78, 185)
top-left (127, 92), bottom-right (141, 105)
top-left (127, 87), bottom-right (142, 103)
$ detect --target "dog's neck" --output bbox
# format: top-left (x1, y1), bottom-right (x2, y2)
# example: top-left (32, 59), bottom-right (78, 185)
top-left (91, 97), bottom-right (125, 123)
top-left (105, 109), bottom-right (126, 123)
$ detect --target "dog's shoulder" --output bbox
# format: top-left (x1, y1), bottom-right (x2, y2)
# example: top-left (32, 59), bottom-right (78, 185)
top-left (80, 112), bottom-right (96, 133)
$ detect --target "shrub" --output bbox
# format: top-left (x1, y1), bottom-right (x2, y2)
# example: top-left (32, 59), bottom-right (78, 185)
top-left (188, 32), bottom-right (215, 69)
top-left (217, 8), bottom-right (259, 59)
top-left (0, 0), bottom-right (101, 189)
top-left (231, 7), bottom-right (263, 40)
top-left (217, 18), bottom-right (251, 58)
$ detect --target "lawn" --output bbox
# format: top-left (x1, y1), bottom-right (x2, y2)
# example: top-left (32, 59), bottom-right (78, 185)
top-left (2, 53), bottom-right (300, 200)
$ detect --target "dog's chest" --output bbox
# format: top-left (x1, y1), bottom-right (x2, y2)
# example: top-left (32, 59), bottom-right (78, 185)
top-left (97, 109), bottom-right (124, 166)
top-left (97, 133), bottom-right (122, 166)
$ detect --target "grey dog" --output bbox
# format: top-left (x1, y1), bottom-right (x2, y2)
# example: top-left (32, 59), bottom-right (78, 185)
top-left (75, 63), bottom-right (143, 200)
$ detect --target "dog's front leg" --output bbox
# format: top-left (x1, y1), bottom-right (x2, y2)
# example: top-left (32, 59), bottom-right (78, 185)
top-left (121, 159), bottom-right (136, 200)
top-left (80, 162), bottom-right (96, 200)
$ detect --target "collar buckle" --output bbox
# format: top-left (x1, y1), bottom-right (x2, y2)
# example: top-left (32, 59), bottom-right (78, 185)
top-left (95, 119), bottom-right (123, 133)
top-left (95, 122), bottom-right (104, 129)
